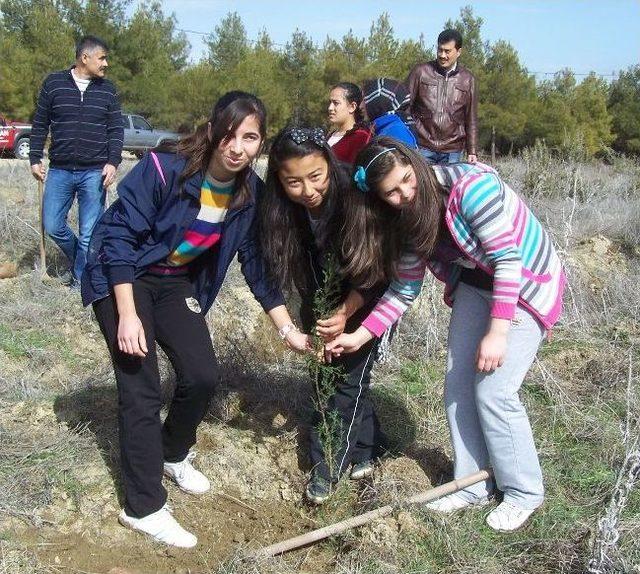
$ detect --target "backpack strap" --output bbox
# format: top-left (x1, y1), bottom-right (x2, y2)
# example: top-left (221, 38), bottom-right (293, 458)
top-left (150, 151), bottom-right (167, 186)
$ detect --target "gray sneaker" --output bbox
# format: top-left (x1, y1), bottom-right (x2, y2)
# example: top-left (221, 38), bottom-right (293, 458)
top-left (305, 474), bottom-right (332, 505)
top-left (350, 460), bottom-right (374, 480)
top-left (57, 270), bottom-right (74, 286)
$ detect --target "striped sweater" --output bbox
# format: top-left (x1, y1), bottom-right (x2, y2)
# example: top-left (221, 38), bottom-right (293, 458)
top-left (362, 162), bottom-right (566, 337)
top-left (29, 68), bottom-right (124, 170)
top-left (164, 176), bottom-right (233, 268)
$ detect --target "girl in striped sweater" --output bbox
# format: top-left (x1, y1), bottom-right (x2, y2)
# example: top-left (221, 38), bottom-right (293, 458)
top-left (326, 137), bottom-right (565, 532)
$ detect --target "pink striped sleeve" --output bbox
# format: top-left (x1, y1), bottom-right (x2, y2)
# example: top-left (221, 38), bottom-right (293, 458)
top-left (362, 253), bottom-right (428, 337)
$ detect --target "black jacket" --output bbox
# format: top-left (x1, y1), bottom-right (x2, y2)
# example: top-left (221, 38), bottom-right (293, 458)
top-left (288, 173), bottom-right (386, 332)
top-left (29, 68), bottom-right (124, 169)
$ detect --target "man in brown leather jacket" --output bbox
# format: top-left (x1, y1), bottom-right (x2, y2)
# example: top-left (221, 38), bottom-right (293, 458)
top-left (407, 29), bottom-right (478, 164)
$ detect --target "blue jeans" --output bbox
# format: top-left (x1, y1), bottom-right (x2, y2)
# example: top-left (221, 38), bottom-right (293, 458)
top-left (43, 168), bottom-right (105, 281)
top-left (419, 148), bottom-right (463, 165)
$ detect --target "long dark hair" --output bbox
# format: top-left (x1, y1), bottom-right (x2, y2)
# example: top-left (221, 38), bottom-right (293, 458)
top-left (259, 126), bottom-right (348, 291)
top-left (341, 137), bottom-right (446, 288)
top-left (157, 91), bottom-right (267, 208)
top-left (331, 82), bottom-right (365, 125)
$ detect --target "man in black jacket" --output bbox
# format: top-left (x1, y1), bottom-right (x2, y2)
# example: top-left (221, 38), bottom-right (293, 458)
top-left (30, 35), bottom-right (124, 287)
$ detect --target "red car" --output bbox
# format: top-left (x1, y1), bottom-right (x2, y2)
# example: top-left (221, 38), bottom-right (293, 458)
top-left (0, 115), bottom-right (32, 160)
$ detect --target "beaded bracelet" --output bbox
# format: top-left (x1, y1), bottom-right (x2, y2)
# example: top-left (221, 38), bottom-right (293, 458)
top-left (278, 323), bottom-right (298, 340)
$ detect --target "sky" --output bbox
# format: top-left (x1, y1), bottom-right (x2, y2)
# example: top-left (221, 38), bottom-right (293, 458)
top-left (140, 0), bottom-right (640, 80)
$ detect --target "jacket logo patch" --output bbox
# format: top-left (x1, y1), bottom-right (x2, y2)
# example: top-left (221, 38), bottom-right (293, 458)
top-left (185, 297), bottom-right (201, 314)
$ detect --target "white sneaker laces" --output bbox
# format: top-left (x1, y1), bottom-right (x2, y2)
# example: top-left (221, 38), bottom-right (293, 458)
top-left (174, 452), bottom-right (197, 481)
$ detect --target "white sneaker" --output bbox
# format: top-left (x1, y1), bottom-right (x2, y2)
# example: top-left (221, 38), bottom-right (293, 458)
top-left (485, 501), bottom-right (537, 532)
top-left (164, 452), bottom-right (210, 495)
top-left (425, 492), bottom-right (492, 514)
top-left (118, 504), bottom-right (197, 548)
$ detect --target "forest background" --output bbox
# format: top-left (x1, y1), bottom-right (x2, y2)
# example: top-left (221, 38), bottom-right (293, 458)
top-left (1, 0), bottom-right (640, 158)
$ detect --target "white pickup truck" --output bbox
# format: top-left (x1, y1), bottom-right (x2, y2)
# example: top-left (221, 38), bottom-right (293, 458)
top-left (123, 113), bottom-right (181, 157)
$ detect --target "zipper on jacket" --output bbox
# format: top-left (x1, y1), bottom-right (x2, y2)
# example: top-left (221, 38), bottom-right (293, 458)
top-left (76, 93), bottom-right (84, 170)
top-left (436, 74), bottom-right (449, 147)
top-left (223, 202), bottom-right (251, 225)
top-left (70, 71), bottom-right (89, 170)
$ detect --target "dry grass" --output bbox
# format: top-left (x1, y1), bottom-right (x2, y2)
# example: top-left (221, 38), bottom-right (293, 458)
top-left (0, 541), bottom-right (50, 574)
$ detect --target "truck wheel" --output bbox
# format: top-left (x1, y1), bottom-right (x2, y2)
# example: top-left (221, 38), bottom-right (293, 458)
top-left (13, 137), bottom-right (30, 160)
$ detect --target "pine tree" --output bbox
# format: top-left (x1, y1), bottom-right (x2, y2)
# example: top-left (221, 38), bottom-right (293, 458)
top-left (306, 254), bottom-right (346, 481)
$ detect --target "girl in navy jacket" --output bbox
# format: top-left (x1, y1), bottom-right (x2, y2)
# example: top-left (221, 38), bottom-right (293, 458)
top-left (82, 92), bottom-right (308, 548)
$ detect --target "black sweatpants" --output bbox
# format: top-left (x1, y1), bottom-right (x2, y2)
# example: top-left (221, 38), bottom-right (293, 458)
top-left (308, 337), bottom-right (385, 482)
top-left (94, 274), bottom-right (219, 518)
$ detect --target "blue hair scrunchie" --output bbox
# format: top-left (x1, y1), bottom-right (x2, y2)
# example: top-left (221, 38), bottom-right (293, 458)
top-left (353, 166), bottom-right (369, 192)
top-left (353, 147), bottom-right (397, 193)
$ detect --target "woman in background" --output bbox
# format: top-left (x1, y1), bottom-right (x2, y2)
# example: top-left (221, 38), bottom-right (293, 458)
top-left (327, 82), bottom-right (371, 164)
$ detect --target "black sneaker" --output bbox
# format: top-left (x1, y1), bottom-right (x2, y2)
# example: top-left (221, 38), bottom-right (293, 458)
top-left (350, 460), bottom-right (374, 480)
top-left (305, 474), bottom-right (331, 505)
top-left (57, 270), bottom-right (74, 286)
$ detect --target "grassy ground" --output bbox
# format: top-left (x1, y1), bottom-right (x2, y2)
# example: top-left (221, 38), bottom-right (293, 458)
top-left (0, 150), bottom-right (638, 574)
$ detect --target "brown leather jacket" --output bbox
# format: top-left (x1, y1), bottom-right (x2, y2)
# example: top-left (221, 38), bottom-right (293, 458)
top-left (407, 61), bottom-right (478, 154)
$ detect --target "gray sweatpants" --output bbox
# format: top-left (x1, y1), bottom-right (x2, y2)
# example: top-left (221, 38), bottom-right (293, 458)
top-left (445, 282), bottom-right (545, 509)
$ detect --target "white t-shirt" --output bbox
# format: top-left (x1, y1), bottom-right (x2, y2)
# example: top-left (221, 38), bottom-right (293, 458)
top-left (327, 132), bottom-right (344, 147)
top-left (71, 69), bottom-right (91, 99)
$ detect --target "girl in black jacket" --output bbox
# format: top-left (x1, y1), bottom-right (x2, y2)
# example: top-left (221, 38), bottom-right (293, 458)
top-left (259, 126), bottom-right (387, 504)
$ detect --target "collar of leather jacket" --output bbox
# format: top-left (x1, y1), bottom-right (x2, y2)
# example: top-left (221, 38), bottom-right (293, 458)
top-left (433, 60), bottom-right (462, 77)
